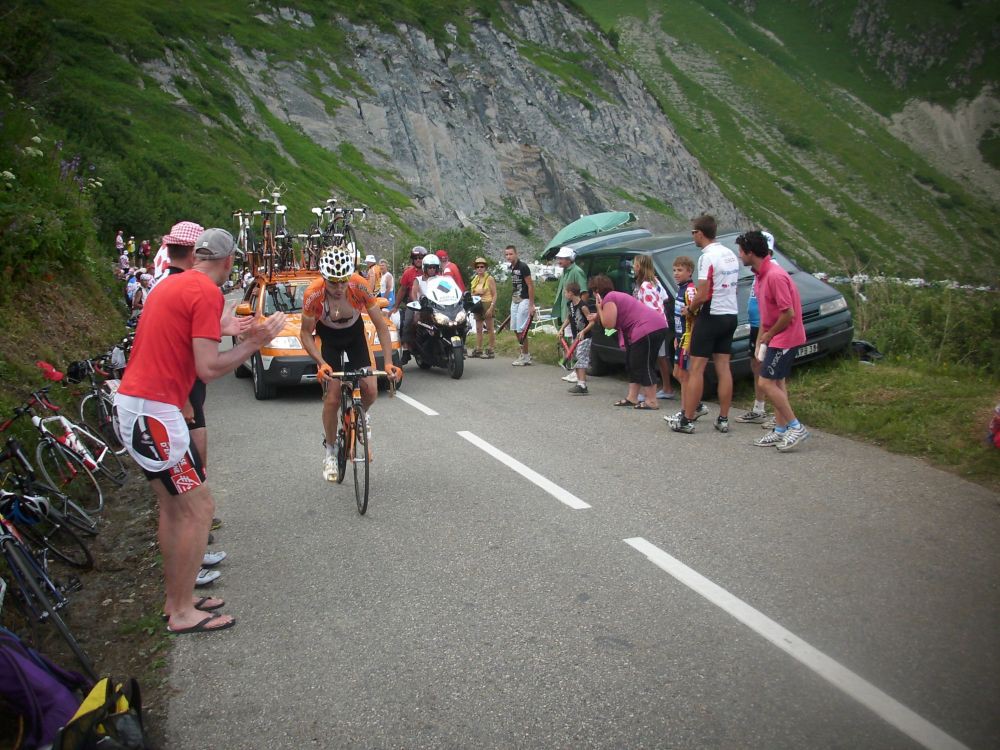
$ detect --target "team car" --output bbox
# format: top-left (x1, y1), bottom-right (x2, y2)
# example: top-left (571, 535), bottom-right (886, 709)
top-left (233, 270), bottom-right (401, 399)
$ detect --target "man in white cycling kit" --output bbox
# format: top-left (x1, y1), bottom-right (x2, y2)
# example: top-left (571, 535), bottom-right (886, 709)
top-left (668, 214), bottom-right (740, 435)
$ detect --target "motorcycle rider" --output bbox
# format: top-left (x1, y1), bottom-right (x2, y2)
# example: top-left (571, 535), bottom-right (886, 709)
top-left (389, 246), bottom-right (426, 364)
top-left (410, 251), bottom-right (441, 301)
top-left (300, 247), bottom-right (401, 482)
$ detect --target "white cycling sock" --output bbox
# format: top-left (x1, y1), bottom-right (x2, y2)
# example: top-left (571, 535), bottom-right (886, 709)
top-left (754, 399), bottom-right (766, 413)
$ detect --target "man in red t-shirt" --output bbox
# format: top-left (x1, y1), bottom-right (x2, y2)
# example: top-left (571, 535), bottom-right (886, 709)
top-left (389, 246), bottom-right (426, 362)
top-left (435, 249), bottom-right (465, 292)
top-left (737, 231), bottom-right (809, 452)
top-left (115, 228), bottom-right (285, 635)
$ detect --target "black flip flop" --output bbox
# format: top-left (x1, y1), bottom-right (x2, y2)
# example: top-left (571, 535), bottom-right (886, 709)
top-left (161, 597), bottom-right (226, 621)
top-left (614, 399), bottom-right (638, 407)
top-left (166, 613), bottom-right (236, 635)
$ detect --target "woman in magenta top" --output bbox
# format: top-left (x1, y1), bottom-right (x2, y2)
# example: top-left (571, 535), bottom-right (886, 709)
top-left (590, 273), bottom-right (669, 410)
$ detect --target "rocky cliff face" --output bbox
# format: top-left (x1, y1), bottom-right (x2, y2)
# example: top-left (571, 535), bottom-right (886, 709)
top-left (146, 1), bottom-right (740, 244)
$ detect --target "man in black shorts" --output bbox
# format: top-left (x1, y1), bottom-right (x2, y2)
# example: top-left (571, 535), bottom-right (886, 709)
top-left (669, 215), bottom-right (740, 434)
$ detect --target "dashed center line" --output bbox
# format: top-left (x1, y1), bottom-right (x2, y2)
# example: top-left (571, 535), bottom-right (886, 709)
top-left (457, 430), bottom-right (590, 510)
top-left (624, 537), bottom-right (969, 750)
top-left (395, 392), bottom-right (439, 416)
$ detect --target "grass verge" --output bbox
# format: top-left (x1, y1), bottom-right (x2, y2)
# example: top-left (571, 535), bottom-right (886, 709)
top-left (510, 328), bottom-right (1000, 492)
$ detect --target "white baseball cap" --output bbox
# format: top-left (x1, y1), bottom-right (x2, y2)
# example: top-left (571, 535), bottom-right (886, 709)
top-left (554, 246), bottom-right (575, 260)
top-left (364, 254), bottom-right (377, 264)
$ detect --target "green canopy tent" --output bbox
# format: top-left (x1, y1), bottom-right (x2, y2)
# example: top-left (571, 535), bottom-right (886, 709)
top-left (543, 211), bottom-right (637, 259)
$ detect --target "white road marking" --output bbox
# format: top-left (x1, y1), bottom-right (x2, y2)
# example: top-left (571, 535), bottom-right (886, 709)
top-left (395, 392), bottom-right (439, 416)
top-left (624, 537), bottom-right (969, 750)
top-left (457, 431), bottom-right (590, 510)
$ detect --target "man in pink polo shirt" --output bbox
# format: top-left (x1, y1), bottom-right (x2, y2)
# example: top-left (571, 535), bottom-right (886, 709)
top-left (736, 231), bottom-right (809, 452)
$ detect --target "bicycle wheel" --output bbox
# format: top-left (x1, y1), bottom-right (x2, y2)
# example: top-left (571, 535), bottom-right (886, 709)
top-left (23, 481), bottom-right (99, 537)
top-left (335, 428), bottom-right (347, 485)
top-left (35, 441), bottom-right (104, 515)
top-left (80, 393), bottom-right (125, 454)
top-left (2, 539), bottom-right (97, 681)
top-left (351, 405), bottom-right (370, 515)
top-left (14, 504), bottom-right (94, 570)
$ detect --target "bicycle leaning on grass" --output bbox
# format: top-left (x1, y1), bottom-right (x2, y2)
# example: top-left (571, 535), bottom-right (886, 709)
top-left (323, 367), bottom-right (393, 515)
top-left (0, 434), bottom-right (100, 538)
top-left (0, 494), bottom-right (97, 680)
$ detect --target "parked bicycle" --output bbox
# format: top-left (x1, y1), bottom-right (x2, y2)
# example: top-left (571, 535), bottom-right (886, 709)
top-left (67, 357), bottom-right (125, 455)
top-left (324, 367), bottom-right (392, 515)
top-left (0, 488), bottom-right (93, 570)
top-left (3, 387), bottom-right (123, 507)
top-left (0, 499), bottom-right (96, 680)
top-left (0, 435), bottom-right (100, 537)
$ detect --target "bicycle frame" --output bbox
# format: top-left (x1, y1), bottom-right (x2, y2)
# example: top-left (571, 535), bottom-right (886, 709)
top-left (1, 434), bottom-right (101, 534)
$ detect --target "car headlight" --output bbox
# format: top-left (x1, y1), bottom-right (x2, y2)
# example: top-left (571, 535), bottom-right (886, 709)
top-left (733, 323), bottom-right (751, 339)
top-left (455, 310), bottom-right (467, 324)
top-left (818, 297), bottom-right (848, 316)
top-left (433, 312), bottom-right (450, 326)
top-left (268, 336), bottom-right (301, 349)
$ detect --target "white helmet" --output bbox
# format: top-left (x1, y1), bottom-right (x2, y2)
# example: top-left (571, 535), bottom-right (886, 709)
top-left (422, 254), bottom-right (441, 268)
top-left (319, 247), bottom-right (355, 281)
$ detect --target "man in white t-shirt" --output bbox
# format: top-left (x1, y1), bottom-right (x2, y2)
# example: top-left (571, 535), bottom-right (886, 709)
top-left (668, 214), bottom-right (740, 435)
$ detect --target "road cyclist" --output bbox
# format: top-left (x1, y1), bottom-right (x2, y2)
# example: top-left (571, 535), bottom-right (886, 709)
top-left (300, 246), bottom-right (401, 483)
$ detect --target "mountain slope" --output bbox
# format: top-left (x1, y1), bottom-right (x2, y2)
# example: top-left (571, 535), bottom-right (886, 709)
top-left (576, 0), bottom-right (999, 279)
top-left (3, 0), bottom-right (997, 281)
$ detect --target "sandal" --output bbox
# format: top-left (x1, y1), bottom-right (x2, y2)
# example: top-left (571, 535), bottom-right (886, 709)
top-left (614, 399), bottom-right (639, 407)
top-left (634, 401), bottom-right (659, 411)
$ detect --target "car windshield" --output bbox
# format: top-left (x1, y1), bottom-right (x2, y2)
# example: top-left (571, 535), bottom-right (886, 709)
top-left (263, 282), bottom-right (306, 314)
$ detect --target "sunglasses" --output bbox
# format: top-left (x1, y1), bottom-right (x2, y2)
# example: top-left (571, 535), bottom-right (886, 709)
top-left (475, 264), bottom-right (486, 269)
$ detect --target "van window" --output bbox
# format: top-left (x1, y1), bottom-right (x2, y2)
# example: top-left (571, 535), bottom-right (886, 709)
top-left (585, 254), bottom-right (635, 293)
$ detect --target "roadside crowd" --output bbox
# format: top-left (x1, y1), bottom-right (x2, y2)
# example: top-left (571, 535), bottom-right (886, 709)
top-left (107, 211), bottom-right (809, 639)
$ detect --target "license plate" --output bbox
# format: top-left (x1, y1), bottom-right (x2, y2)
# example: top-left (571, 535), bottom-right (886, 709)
top-left (796, 343), bottom-right (819, 358)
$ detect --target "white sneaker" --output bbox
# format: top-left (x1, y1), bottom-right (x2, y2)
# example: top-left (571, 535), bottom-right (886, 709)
top-left (202, 550), bottom-right (227, 567)
top-left (693, 403), bottom-right (710, 420)
top-left (195, 568), bottom-right (220, 587)
top-left (754, 430), bottom-right (784, 447)
top-left (561, 371), bottom-right (578, 382)
top-left (512, 354), bottom-right (532, 366)
top-left (776, 425), bottom-right (810, 452)
top-left (323, 455), bottom-right (338, 482)
top-left (511, 354), bottom-right (524, 366)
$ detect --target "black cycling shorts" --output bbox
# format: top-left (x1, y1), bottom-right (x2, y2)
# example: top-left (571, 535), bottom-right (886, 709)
top-left (689, 313), bottom-right (738, 357)
top-left (186, 378), bottom-right (207, 430)
top-left (316, 316), bottom-right (371, 370)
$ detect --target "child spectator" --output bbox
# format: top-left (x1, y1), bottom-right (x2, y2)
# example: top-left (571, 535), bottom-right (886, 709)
top-left (559, 282), bottom-right (596, 394)
top-left (668, 256), bottom-right (706, 421)
top-left (633, 254), bottom-right (675, 400)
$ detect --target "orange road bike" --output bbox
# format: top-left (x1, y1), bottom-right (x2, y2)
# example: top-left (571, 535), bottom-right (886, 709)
top-left (324, 368), bottom-right (393, 515)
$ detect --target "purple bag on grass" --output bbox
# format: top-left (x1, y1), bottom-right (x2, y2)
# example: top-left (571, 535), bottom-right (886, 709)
top-left (0, 629), bottom-right (89, 749)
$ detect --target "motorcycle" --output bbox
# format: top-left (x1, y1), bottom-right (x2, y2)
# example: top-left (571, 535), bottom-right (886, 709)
top-left (405, 276), bottom-right (477, 379)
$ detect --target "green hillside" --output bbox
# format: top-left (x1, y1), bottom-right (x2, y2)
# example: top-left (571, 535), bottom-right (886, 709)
top-left (577, 0), bottom-right (999, 279)
top-left (1, 0), bottom-right (998, 290)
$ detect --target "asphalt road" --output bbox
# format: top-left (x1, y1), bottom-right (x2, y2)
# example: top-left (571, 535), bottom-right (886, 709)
top-left (165, 352), bottom-right (1000, 750)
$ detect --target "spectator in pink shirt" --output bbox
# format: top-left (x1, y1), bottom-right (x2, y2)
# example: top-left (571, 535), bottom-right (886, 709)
top-left (737, 231), bottom-right (810, 452)
top-left (590, 273), bottom-right (669, 410)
